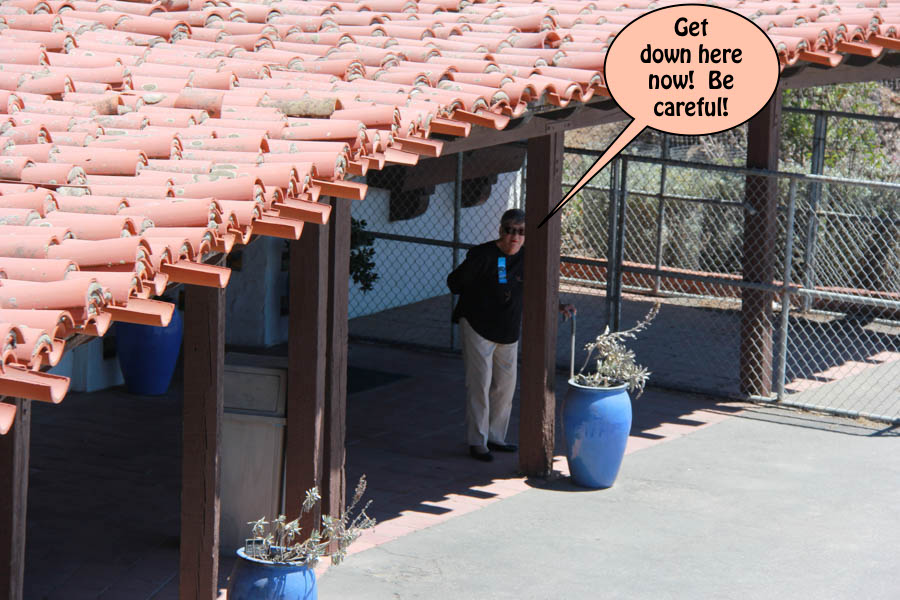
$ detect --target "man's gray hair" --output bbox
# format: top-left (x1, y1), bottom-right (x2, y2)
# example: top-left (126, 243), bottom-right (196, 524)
top-left (500, 208), bottom-right (525, 226)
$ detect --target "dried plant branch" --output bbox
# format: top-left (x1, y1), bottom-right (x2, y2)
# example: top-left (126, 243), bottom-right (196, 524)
top-left (574, 304), bottom-right (659, 397)
top-left (243, 475), bottom-right (376, 567)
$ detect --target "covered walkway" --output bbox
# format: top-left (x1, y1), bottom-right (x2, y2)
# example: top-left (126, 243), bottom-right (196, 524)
top-left (24, 342), bottom-right (735, 599)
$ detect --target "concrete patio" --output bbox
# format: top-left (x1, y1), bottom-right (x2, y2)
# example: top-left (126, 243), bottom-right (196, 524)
top-left (323, 400), bottom-right (900, 599)
top-left (22, 340), bottom-right (899, 599)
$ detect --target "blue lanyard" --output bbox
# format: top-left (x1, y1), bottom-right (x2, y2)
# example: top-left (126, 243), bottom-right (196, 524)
top-left (497, 256), bottom-right (507, 284)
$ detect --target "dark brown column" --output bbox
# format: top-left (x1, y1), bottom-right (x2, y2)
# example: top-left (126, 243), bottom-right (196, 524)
top-left (741, 91), bottom-right (782, 397)
top-left (0, 398), bottom-right (30, 600)
top-left (520, 133), bottom-right (564, 476)
top-left (286, 220), bottom-right (329, 536)
top-left (180, 280), bottom-right (225, 600)
top-left (323, 197), bottom-right (350, 518)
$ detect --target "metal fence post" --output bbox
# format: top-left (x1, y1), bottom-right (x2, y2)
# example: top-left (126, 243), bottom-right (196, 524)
top-left (450, 151), bottom-right (463, 350)
top-left (606, 159), bottom-right (620, 331)
top-left (653, 135), bottom-right (669, 294)
top-left (519, 154), bottom-right (527, 209)
top-left (802, 112), bottom-right (827, 311)
top-left (612, 158), bottom-right (629, 331)
top-left (776, 179), bottom-right (798, 400)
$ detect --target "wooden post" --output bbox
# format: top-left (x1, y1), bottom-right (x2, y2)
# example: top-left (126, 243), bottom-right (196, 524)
top-left (0, 398), bottom-right (30, 600)
top-left (286, 221), bottom-right (329, 536)
top-left (520, 133), bottom-right (564, 476)
top-left (181, 279), bottom-right (225, 600)
top-left (323, 197), bottom-right (350, 518)
top-left (741, 91), bottom-right (782, 397)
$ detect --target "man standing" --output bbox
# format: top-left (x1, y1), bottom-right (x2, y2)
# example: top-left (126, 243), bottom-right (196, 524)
top-left (447, 209), bottom-right (575, 462)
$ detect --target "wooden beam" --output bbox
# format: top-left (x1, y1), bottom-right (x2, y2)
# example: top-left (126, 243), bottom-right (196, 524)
top-left (741, 90), bottom-right (782, 397)
top-left (366, 145), bottom-right (526, 193)
top-left (0, 398), bottom-right (30, 600)
top-left (323, 197), bottom-right (349, 519)
top-left (519, 133), bottom-right (564, 477)
top-left (434, 51), bottom-right (898, 156)
top-left (285, 222), bottom-right (329, 537)
top-left (441, 102), bottom-right (627, 155)
top-left (780, 51), bottom-right (900, 88)
top-left (181, 266), bottom-right (226, 600)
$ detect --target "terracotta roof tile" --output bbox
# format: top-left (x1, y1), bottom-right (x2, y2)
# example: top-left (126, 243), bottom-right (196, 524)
top-left (54, 194), bottom-right (126, 213)
top-left (0, 0), bottom-right (897, 413)
top-left (0, 365), bottom-right (69, 404)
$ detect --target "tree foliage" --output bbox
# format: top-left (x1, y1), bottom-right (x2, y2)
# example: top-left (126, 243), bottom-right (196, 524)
top-left (781, 82), bottom-right (899, 180)
top-left (350, 217), bottom-right (379, 293)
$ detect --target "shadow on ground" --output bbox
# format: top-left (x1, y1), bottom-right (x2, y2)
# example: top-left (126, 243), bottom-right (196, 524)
top-left (22, 341), bottom-right (890, 599)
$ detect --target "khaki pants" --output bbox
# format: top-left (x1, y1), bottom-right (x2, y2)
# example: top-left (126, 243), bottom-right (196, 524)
top-left (459, 318), bottom-right (517, 452)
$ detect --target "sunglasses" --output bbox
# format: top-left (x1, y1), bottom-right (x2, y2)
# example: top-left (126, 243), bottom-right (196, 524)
top-left (503, 225), bottom-right (526, 236)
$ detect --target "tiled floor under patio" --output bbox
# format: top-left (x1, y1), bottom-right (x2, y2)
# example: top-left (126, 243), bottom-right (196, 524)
top-left (23, 341), bottom-right (742, 599)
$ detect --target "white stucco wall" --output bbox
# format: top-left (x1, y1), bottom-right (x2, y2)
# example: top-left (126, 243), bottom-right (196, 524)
top-left (349, 169), bottom-right (523, 318)
top-left (226, 235), bottom-right (285, 347)
top-left (50, 337), bottom-right (124, 392)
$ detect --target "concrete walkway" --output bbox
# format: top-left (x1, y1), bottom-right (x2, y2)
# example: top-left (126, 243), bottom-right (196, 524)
top-left (22, 342), bottom-right (899, 599)
top-left (320, 402), bottom-right (900, 599)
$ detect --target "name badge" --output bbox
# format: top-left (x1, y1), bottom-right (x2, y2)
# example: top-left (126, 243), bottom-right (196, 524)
top-left (497, 257), bottom-right (507, 284)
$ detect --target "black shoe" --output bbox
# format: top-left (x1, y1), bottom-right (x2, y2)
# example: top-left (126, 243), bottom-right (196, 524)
top-left (487, 441), bottom-right (518, 453)
top-left (469, 446), bottom-right (494, 462)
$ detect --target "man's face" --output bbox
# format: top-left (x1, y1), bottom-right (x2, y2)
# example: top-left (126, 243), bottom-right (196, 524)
top-left (497, 221), bottom-right (525, 255)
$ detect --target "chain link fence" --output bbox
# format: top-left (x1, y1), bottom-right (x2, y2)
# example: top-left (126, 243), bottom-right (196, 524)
top-left (349, 111), bottom-right (899, 425)
top-left (561, 150), bottom-right (899, 424)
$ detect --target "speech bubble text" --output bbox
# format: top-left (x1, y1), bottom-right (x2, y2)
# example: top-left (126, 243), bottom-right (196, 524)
top-left (539, 5), bottom-right (780, 227)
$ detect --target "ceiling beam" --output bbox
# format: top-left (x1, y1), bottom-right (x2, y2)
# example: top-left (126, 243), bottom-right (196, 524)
top-left (435, 50), bottom-right (898, 153)
top-left (440, 101), bottom-right (628, 154)
top-left (780, 51), bottom-right (900, 89)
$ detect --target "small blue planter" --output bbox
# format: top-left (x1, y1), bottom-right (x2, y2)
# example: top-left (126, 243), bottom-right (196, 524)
top-left (115, 309), bottom-right (183, 396)
top-left (562, 380), bottom-right (632, 489)
top-left (227, 548), bottom-right (317, 600)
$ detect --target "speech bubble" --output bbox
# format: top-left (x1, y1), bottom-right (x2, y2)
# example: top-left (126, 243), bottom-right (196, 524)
top-left (539, 4), bottom-right (780, 227)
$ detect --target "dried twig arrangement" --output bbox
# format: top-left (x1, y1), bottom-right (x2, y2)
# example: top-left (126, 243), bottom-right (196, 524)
top-left (574, 304), bottom-right (660, 398)
top-left (245, 475), bottom-right (375, 567)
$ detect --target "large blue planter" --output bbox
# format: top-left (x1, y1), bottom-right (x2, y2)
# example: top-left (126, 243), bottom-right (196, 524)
top-left (227, 548), bottom-right (317, 600)
top-left (115, 309), bottom-right (183, 396)
top-left (562, 380), bottom-right (632, 489)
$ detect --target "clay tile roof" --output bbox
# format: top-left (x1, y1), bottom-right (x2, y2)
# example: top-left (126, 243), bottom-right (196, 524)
top-left (0, 0), bottom-right (898, 415)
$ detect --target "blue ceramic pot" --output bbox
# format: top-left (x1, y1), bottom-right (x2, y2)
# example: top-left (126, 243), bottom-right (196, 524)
top-left (115, 309), bottom-right (183, 396)
top-left (227, 548), bottom-right (317, 600)
top-left (562, 380), bottom-right (632, 489)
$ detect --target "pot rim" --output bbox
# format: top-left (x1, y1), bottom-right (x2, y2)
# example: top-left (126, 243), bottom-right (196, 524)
top-left (566, 378), bottom-right (629, 391)
top-left (236, 546), bottom-right (313, 568)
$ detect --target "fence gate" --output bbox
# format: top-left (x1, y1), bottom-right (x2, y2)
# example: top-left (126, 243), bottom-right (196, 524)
top-left (780, 175), bottom-right (899, 423)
